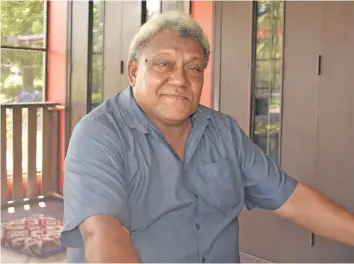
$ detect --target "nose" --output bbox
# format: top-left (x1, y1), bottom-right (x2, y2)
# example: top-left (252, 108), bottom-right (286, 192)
top-left (169, 66), bottom-right (188, 87)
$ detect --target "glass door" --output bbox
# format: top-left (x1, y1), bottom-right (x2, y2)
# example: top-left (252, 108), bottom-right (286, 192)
top-left (88, 0), bottom-right (105, 111)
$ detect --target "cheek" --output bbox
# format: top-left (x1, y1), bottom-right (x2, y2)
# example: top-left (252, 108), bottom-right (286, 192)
top-left (144, 69), bottom-right (165, 85)
top-left (135, 68), bottom-right (147, 87)
top-left (193, 88), bottom-right (203, 102)
top-left (191, 79), bottom-right (204, 99)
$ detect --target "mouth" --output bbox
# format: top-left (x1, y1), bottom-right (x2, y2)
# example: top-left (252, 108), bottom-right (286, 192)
top-left (163, 94), bottom-right (188, 101)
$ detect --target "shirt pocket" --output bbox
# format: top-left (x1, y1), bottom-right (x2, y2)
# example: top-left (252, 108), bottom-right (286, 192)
top-left (197, 159), bottom-right (244, 215)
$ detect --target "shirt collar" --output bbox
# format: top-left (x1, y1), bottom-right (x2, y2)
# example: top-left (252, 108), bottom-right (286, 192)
top-left (117, 86), bottom-right (212, 134)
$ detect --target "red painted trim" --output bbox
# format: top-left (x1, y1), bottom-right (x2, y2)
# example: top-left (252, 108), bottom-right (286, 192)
top-left (191, 1), bottom-right (213, 107)
top-left (47, 0), bottom-right (67, 194)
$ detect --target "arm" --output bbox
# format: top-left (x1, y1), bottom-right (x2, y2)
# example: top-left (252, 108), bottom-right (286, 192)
top-left (80, 215), bottom-right (141, 263)
top-left (275, 181), bottom-right (354, 246)
top-left (61, 117), bottom-right (141, 262)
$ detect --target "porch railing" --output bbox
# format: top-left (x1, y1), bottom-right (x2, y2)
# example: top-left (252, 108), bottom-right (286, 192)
top-left (1, 102), bottom-right (63, 206)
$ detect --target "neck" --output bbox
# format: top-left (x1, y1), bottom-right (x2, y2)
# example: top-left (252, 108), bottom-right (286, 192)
top-left (153, 117), bottom-right (192, 160)
top-left (149, 115), bottom-right (192, 140)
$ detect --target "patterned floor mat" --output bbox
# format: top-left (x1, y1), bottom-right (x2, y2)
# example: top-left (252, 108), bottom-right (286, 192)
top-left (1, 199), bottom-right (66, 263)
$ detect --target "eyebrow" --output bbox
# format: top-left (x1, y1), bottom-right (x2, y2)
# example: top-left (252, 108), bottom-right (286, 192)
top-left (151, 53), bottom-right (203, 63)
top-left (151, 52), bottom-right (173, 58)
top-left (186, 56), bottom-right (204, 63)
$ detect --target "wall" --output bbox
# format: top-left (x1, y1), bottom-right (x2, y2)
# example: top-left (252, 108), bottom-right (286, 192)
top-left (191, 1), bottom-right (213, 107)
top-left (217, 1), bottom-right (354, 262)
top-left (218, 1), bottom-right (253, 134)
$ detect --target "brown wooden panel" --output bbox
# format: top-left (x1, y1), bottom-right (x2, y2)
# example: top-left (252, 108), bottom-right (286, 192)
top-left (239, 2), bottom-right (325, 263)
top-left (49, 110), bottom-right (59, 192)
top-left (121, 1), bottom-right (143, 90)
top-left (219, 1), bottom-right (253, 134)
top-left (316, 0), bottom-right (354, 216)
top-left (69, 1), bottom-right (89, 133)
top-left (27, 106), bottom-right (38, 197)
top-left (311, 2), bottom-right (354, 261)
top-left (103, 1), bottom-right (122, 100)
top-left (41, 108), bottom-right (50, 194)
top-left (12, 108), bottom-right (23, 200)
top-left (281, 1), bottom-right (323, 185)
top-left (1, 107), bottom-right (8, 204)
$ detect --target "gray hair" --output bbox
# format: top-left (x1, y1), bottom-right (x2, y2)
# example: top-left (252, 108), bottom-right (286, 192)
top-left (128, 10), bottom-right (210, 68)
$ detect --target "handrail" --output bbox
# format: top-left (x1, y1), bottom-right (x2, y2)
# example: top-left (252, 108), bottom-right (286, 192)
top-left (1, 102), bottom-right (62, 108)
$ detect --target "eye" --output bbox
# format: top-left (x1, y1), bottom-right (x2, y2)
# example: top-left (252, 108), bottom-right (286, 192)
top-left (188, 66), bottom-right (202, 72)
top-left (157, 61), bottom-right (168, 68)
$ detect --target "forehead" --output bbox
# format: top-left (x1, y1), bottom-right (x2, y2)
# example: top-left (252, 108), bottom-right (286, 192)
top-left (142, 30), bottom-right (204, 59)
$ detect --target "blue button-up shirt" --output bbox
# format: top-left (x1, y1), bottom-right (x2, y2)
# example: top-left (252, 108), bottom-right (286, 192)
top-left (61, 87), bottom-right (297, 263)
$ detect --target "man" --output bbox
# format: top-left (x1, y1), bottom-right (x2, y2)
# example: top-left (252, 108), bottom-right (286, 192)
top-left (61, 11), bottom-right (354, 263)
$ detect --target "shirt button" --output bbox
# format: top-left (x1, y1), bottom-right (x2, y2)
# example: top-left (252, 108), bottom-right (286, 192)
top-left (195, 224), bottom-right (200, 229)
top-left (201, 257), bottom-right (206, 263)
top-left (194, 194), bottom-right (198, 199)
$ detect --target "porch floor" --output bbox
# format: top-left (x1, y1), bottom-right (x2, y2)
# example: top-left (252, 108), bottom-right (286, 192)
top-left (1, 199), bottom-right (65, 263)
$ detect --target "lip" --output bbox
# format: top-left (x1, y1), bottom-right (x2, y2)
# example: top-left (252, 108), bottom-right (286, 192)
top-left (163, 94), bottom-right (188, 100)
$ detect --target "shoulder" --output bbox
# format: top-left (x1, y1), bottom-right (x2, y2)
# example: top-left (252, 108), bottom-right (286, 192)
top-left (65, 94), bottom-right (128, 173)
top-left (72, 93), bottom-right (126, 136)
top-left (68, 93), bottom-right (127, 154)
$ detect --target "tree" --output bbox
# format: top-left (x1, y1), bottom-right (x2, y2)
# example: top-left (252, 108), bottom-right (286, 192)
top-left (1, 0), bottom-right (46, 102)
top-left (91, 0), bottom-right (104, 107)
top-left (253, 0), bottom-right (284, 161)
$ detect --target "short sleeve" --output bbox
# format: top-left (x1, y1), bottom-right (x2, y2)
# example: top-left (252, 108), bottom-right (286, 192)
top-left (230, 119), bottom-right (298, 211)
top-left (61, 117), bottom-right (130, 248)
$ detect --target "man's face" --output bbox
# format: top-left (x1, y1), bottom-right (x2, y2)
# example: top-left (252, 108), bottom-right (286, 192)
top-left (128, 30), bottom-right (205, 125)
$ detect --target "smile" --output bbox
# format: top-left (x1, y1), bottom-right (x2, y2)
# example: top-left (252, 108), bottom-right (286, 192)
top-left (163, 94), bottom-right (188, 100)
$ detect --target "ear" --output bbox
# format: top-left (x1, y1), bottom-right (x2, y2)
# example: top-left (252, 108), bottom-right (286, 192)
top-left (128, 59), bottom-right (139, 86)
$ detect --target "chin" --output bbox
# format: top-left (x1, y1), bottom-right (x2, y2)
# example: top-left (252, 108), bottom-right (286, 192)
top-left (161, 112), bottom-right (190, 124)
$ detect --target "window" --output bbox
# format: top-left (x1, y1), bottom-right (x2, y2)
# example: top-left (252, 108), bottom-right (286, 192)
top-left (1, 0), bottom-right (47, 103)
top-left (89, 0), bottom-right (105, 111)
top-left (251, 1), bottom-right (284, 162)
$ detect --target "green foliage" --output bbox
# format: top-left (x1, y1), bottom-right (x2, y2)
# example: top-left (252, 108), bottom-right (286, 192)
top-left (253, 1), bottom-right (284, 160)
top-left (92, 92), bottom-right (102, 104)
top-left (90, 1), bottom-right (104, 105)
top-left (3, 73), bottom-right (23, 97)
top-left (254, 1), bottom-right (284, 107)
top-left (254, 123), bottom-right (280, 135)
top-left (1, 0), bottom-right (46, 101)
top-left (1, 0), bottom-right (45, 41)
top-left (256, 0), bottom-right (283, 60)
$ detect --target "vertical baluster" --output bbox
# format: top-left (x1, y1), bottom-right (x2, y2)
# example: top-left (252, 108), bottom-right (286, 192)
top-left (27, 106), bottom-right (38, 197)
top-left (12, 107), bottom-right (23, 200)
top-left (1, 107), bottom-right (8, 204)
top-left (49, 108), bottom-right (59, 192)
top-left (42, 106), bottom-right (50, 194)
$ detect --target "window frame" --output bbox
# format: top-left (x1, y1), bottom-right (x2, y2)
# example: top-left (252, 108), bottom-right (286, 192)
top-left (0, 0), bottom-right (49, 102)
top-left (249, 0), bottom-right (285, 164)
top-left (87, 0), bottom-right (106, 112)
